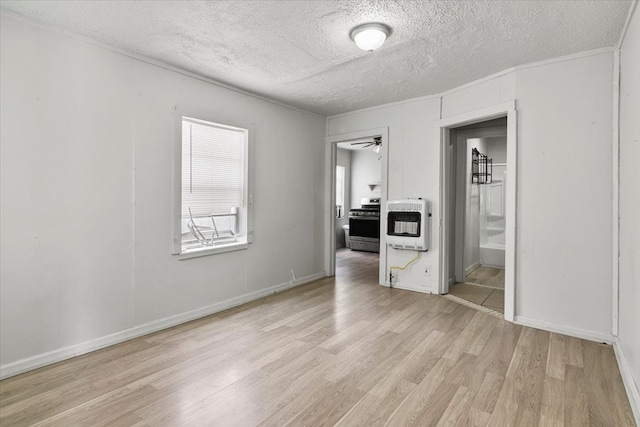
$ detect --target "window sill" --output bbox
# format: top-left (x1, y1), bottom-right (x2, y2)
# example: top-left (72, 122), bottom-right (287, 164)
top-left (178, 241), bottom-right (248, 260)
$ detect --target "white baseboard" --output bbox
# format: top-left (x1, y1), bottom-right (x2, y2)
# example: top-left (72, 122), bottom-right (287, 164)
top-left (613, 338), bottom-right (640, 425)
top-left (0, 272), bottom-right (326, 380)
top-left (480, 263), bottom-right (505, 270)
top-left (387, 282), bottom-right (433, 294)
top-left (465, 262), bottom-right (480, 275)
top-left (513, 315), bottom-right (613, 344)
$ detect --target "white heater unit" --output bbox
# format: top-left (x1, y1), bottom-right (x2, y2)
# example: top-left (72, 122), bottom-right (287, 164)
top-left (386, 199), bottom-right (430, 251)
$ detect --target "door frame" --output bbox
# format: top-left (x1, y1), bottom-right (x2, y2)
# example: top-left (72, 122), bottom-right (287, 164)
top-left (437, 101), bottom-right (517, 321)
top-left (325, 127), bottom-right (389, 285)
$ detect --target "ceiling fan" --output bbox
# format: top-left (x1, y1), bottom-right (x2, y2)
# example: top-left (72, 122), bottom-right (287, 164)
top-left (350, 136), bottom-right (381, 149)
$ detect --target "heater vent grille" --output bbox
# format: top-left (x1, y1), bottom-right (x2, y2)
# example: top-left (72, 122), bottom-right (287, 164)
top-left (386, 199), bottom-right (430, 251)
top-left (388, 202), bottom-right (423, 212)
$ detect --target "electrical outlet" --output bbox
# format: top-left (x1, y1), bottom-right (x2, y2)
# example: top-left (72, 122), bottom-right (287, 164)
top-left (424, 265), bottom-right (431, 276)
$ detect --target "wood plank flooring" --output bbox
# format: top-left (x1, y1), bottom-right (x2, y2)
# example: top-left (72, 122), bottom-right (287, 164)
top-left (0, 250), bottom-right (635, 426)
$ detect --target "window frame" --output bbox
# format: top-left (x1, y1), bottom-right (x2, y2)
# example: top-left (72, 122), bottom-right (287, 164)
top-left (335, 164), bottom-right (345, 218)
top-left (172, 107), bottom-right (254, 260)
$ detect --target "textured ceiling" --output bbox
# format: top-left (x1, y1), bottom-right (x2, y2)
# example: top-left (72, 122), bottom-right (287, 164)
top-left (0, 0), bottom-right (632, 116)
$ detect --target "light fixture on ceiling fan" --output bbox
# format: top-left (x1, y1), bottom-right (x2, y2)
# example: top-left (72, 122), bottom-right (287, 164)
top-left (350, 136), bottom-right (382, 153)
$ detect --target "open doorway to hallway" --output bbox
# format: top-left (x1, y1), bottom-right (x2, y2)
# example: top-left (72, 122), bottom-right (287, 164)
top-left (335, 248), bottom-right (379, 285)
top-left (325, 127), bottom-right (388, 286)
top-left (334, 139), bottom-right (381, 284)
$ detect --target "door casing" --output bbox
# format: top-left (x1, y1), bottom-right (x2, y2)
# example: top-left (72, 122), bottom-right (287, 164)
top-left (436, 102), bottom-right (517, 321)
top-left (325, 128), bottom-right (389, 285)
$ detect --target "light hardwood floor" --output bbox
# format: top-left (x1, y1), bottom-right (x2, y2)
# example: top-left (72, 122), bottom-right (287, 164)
top-left (0, 250), bottom-right (635, 426)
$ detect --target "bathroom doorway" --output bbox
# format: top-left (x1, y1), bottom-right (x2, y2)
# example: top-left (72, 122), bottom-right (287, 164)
top-left (449, 119), bottom-right (507, 313)
top-left (325, 128), bottom-right (388, 286)
top-left (437, 102), bottom-right (517, 321)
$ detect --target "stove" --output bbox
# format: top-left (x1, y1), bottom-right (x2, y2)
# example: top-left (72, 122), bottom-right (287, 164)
top-left (348, 198), bottom-right (381, 253)
top-left (348, 208), bottom-right (380, 217)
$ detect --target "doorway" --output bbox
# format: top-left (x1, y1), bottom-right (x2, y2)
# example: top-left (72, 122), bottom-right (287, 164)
top-left (335, 139), bottom-right (380, 281)
top-left (437, 102), bottom-right (517, 321)
top-left (449, 119), bottom-right (508, 313)
top-left (325, 128), bottom-right (389, 285)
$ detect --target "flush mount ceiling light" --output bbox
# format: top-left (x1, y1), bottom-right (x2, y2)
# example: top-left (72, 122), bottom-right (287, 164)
top-left (350, 23), bottom-right (390, 52)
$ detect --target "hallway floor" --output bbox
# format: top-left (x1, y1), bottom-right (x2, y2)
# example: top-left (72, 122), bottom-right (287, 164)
top-left (335, 247), bottom-right (378, 284)
top-left (449, 266), bottom-right (505, 314)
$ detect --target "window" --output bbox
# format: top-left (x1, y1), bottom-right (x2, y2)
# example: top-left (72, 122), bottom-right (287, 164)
top-left (175, 116), bottom-right (252, 258)
top-left (336, 165), bottom-right (345, 218)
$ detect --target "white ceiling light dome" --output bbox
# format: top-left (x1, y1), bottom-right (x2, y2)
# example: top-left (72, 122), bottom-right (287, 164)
top-left (350, 23), bottom-right (390, 52)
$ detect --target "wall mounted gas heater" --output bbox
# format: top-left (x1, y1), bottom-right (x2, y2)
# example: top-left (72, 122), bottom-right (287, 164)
top-left (386, 199), bottom-right (430, 251)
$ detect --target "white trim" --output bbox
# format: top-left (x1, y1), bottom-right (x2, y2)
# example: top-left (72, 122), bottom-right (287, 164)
top-left (613, 338), bottom-right (640, 424)
top-left (513, 47), bottom-right (614, 73)
top-left (504, 109), bottom-right (518, 322)
top-left (325, 128), bottom-right (388, 145)
top-left (437, 101), bottom-right (516, 128)
top-left (612, 50), bottom-right (620, 336)
top-left (437, 69), bottom-right (516, 100)
top-left (388, 282), bottom-right (432, 294)
top-left (2, 9), bottom-right (618, 122)
top-left (437, 125), bottom-right (450, 294)
top-left (439, 48), bottom-right (613, 99)
top-left (617, 0), bottom-right (639, 50)
top-left (328, 93), bottom-right (442, 120)
top-left (328, 48), bottom-right (613, 121)
top-left (325, 128), bottom-right (389, 285)
top-left (465, 262), bottom-right (480, 276)
top-left (480, 263), bottom-right (505, 270)
top-left (325, 142), bottom-right (337, 277)
top-left (327, 73), bottom-right (517, 121)
top-left (0, 272), bottom-right (326, 380)
top-left (246, 124), bottom-right (256, 243)
top-left (172, 106), bottom-right (183, 254)
top-left (514, 315), bottom-right (613, 344)
top-left (178, 242), bottom-right (249, 260)
top-left (0, 10), bottom-right (324, 119)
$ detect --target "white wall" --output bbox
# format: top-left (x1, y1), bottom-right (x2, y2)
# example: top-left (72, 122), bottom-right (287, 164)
top-left (618, 3), bottom-right (640, 418)
top-left (328, 50), bottom-right (614, 337)
top-left (0, 13), bottom-right (326, 376)
top-left (514, 52), bottom-right (613, 336)
top-left (349, 149), bottom-right (381, 208)
top-left (486, 136), bottom-right (508, 163)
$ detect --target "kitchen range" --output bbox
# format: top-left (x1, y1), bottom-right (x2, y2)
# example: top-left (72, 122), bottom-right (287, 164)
top-left (348, 198), bottom-right (380, 253)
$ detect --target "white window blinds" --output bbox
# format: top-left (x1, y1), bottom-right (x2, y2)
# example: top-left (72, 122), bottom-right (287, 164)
top-left (182, 118), bottom-right (245, 219)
